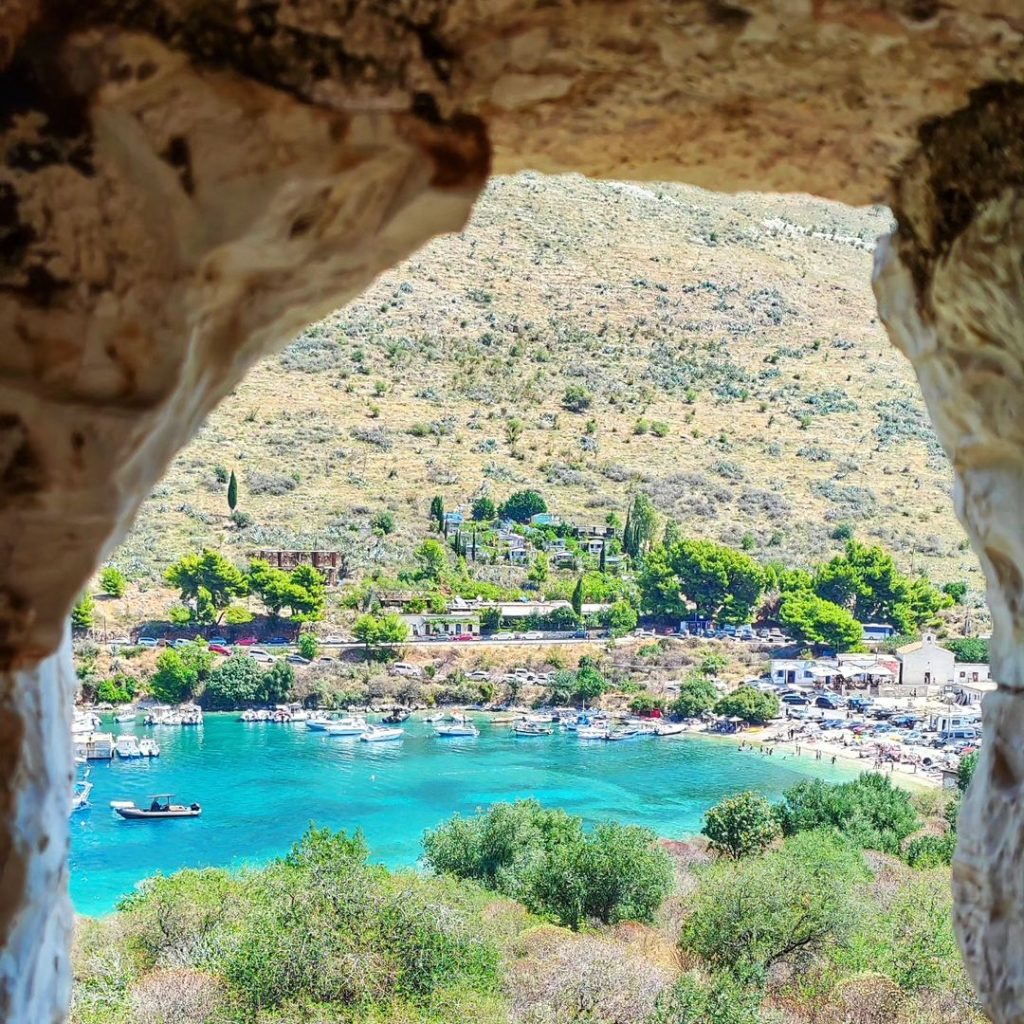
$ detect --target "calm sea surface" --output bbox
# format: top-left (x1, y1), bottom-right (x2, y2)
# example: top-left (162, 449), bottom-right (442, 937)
top-left (71, 713), bottom-right (855, 916)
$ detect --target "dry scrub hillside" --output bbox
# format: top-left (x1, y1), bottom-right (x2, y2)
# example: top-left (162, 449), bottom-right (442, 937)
top-left (115, 173), bottom-right (979, 596)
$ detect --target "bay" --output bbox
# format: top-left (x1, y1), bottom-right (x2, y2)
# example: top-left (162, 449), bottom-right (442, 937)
top-left (70, 713), bottom-right (855, 916)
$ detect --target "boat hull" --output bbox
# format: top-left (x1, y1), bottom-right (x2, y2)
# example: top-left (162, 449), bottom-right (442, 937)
top-left (115, 806), bottom-right (201, 820)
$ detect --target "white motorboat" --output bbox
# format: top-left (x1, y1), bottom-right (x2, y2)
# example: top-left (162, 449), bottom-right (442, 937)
top-left (115, 734), bottom-right (143, 758)
top-left (178, 703), bottom-right (204, 725)
top-left (73, 731), bottom-right (115, 760)
top-left (305, 715), bottom-right (332, 731)
top-left (138, 737), bottom-right (160, 757)
top-left (360, 726), bottom-right (405, 742)
top-left (325, 715), bottom-right (367, 736)
top-left (435, 721), bottom-right (480, 737)
top-left (655, 722), bottom-right (687, 737)
top-left (240, 709), bottom-right (259, 722)
top-left (513, 721), bottom-right (553, 736)
top-left (577, 724), bottom-right (609, 740)
top-left (114, 709), bottom-right (137, 723)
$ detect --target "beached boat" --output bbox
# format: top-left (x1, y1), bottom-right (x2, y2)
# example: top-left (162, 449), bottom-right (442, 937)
top-left (576, 724), bottom-right (609, 740)
top-left (115, 735), bottom-right (143, 758)
top-left (513, 721), bottom-right (553, 736)
top-left (113, 795), bottom-right (201, 820)
top-left (138, 738), bottom-right (160, 757)
top-left (325, 715), bottom-right (368, 736)
top-left (435, 720), bottom-right (480, 737)
top-left (360, 726), bottom-right (405, 743)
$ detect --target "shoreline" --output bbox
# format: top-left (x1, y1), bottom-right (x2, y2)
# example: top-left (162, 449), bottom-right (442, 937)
top-left (691, 723), bottom-right (938, 792)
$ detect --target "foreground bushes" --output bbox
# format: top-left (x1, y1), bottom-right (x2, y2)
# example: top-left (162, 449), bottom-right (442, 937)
top-left (73, 790), bottom-right (980, 1024)
top-left (73, 828), bottom-right (503, 1024)
top-left (422, 800), bottom-right (674, 929)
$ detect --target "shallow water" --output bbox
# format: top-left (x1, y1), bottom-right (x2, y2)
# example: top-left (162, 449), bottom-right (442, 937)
top-left (71, 713), bottom-right (855, 916)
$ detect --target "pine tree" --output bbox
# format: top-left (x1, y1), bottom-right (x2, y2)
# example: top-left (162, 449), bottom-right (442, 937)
top-left (571, 577), bottom-right (584, 616)
top-left (227, 470), bottom-right (238, 512)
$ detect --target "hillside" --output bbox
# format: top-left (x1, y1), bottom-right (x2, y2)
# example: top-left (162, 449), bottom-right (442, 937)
top-left (112, 173), bottom-right (980, 608)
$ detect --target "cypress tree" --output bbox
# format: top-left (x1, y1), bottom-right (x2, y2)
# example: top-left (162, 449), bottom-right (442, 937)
top-left (571, 576), bottom-right (584, 616)
top-left (599, 542), bottom-right (607, 573)
top-left (622, 509), bottom-right (633, 558)
top-left (430, 495), bottom-right (444, 530)
top-left (471, 530), bottom-right (477, 562)
top-left (227, 470), bottom-right (238, 512)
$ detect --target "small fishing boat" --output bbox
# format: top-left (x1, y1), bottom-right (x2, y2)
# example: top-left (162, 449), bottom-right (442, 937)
top-left (138, 737), bottom-right (160, 757)
top-left (179, 703), bottom-right (204, 725)
top-left (113, 794), bottom-right (201, 820)
top-left (305, 714), bottom-right (336, 731)
top-left (115, 735), bottom-right (143, 758)
top-left (655, 722), bottom-right (687, 737)
top-left (604, 728), bottom-right (639, 742)
top-left (513, 721), bottom-right (553, 736)
top-left (325, 715), bottom-right (367, 736)
top-left (435, 720), bottom-right (480, 737)
top-left (577, 724), bottom-right (609, 740)
top-left (360, 726), bottom-right (404, 743)
top-left (382, 709), bottom-right (411, 724)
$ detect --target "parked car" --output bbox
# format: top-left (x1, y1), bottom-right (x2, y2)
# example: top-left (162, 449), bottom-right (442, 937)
top-left (208, 636), bottom-right (228, 646)
top-left (453, 633), bottom-right (478, 642)
top-left (107, 636), bottom-right (131, 647)
top-left (814, 695), bottom-right (845, 710)
top-left (521, 631), bottom-right (544, 641)
top-left (782, 692), bottom-right (810, 706)
top-left (892, 714), bottom-right (922, 728)
top-left (848, 697), bottom-right (873, 712)
top-left (323, 635), bottom-right (345, 645)
top-left (136, 636), bottom-right (158, 648)
top-left (572, 629), bottom-right (588, 639)
top-left (391, 662), bottom-right (422, 677)
top-left (286, 654), bottom-right (311, 665)
top-left (491, 632), bottom-right (515, 641)
top-left (267, 637), bottom-right (289, 647)
top-left (249, 649), bottom-right (273, 663)
top-left (172, 638), bottom-right (195, 649)
top-left (466, 670), bottom-right (491, 680)
top-left (236, 635), bottom-right (259, 646)
top-left (209, 644), bottom-right (232, 656)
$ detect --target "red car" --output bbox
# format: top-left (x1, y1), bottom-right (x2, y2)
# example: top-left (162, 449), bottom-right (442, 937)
top-left (453, 633), bottom-right (478, 642)
top-left (209, 644), bottom-right (232, 656)
top-left (236, 635), bottom-right (259, 646)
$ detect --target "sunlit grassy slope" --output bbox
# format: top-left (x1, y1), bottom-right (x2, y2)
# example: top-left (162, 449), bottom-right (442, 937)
top-left (115, 173), bottom-right (978, 597)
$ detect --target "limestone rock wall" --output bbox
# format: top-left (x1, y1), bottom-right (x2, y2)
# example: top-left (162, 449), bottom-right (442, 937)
top-left (2, 3), bottom-right (1024, 1023)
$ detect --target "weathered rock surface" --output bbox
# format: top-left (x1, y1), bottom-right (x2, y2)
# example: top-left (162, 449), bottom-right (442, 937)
top-left (2, 2), bottom-right (1024, 1022)
top-left (873, 82), bottom-right (1024, 1024)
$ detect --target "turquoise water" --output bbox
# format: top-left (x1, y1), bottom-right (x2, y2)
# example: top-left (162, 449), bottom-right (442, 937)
top-left (71, 714), bottom-right (855, 916)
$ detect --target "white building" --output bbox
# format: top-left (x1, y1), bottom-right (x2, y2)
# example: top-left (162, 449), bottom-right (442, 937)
top-left (769, 659), bottom-right (839, 688)
top-left (896, 633), bottom-right (954, 690)
top-left (954, 662), bottom-right (991, 686)
top-left (954, 678), bottom-right (996, 707)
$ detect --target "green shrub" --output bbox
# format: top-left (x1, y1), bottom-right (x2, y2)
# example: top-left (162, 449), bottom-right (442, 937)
top-left (423, 800), bottom-right (672, 929)
top-left (775, 773), bottom-right (920, 856)
top-left (702, 792), bottom-right (781, 859)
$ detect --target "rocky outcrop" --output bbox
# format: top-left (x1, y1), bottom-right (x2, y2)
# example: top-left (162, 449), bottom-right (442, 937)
top-left (2, 2), bottom-right (1024, 1022)
top-left (874, 82), bottom-right (1024, 1024)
